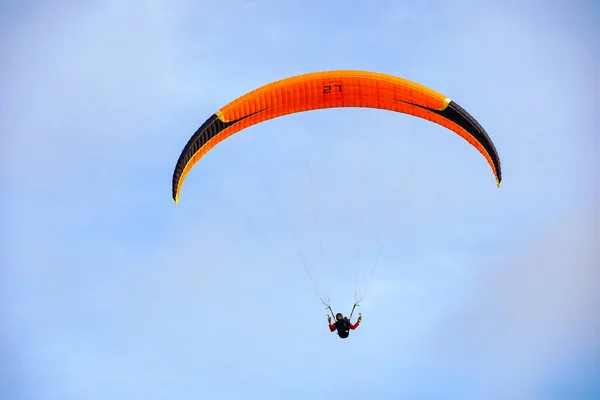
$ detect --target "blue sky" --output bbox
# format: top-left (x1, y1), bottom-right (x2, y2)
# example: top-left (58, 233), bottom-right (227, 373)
top-left (1, 0), bottom-right (599, 399)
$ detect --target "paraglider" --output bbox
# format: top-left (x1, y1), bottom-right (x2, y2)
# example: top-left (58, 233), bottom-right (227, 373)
top-left (329, 312), bottom-right (362, 339)
top-left (171, 70), bottom-right (502, 337)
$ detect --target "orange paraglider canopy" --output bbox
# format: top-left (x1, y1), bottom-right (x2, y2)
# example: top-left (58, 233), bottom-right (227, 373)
top-left (172, 70), bottom-right (501, 203)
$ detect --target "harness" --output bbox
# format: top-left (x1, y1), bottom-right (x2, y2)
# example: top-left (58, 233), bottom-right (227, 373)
top-left (335, 317), bottom-right (351, 337)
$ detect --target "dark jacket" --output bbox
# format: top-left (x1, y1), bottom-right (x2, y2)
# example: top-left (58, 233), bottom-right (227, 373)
top-left (329, 317), bottom-right (360, 338)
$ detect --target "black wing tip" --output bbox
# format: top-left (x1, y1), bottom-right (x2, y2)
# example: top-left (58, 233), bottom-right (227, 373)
top-left (171, 113), bottom-right (222, 204)
top-left (446, 100), bottom-right (502, 185)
